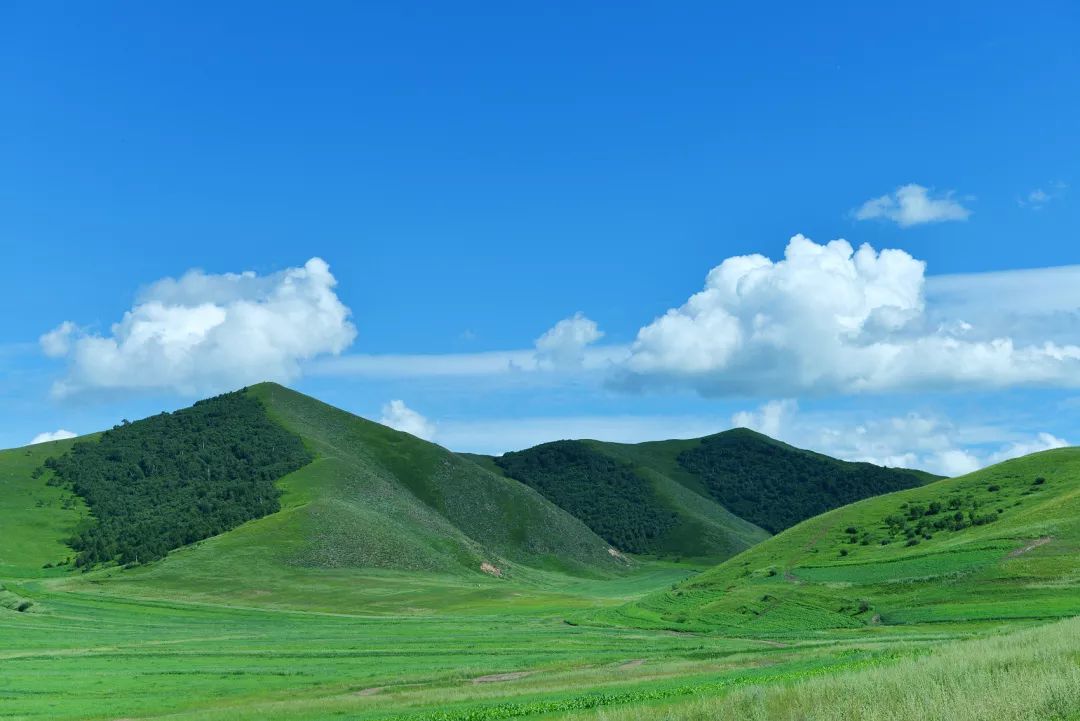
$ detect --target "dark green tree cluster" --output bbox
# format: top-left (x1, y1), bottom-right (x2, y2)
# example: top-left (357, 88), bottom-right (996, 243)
top-left (44, 390), bottom-right (312, 567)
top-left (495, 441), bottom-right (677, 554)
top-left (677, 431), bottom-right (926, 534)
top-left (879, 494), bottom-right (999, 542)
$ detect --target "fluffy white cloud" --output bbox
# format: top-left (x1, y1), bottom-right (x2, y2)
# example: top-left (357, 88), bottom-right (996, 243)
top-left (40, 321), bottom-right (76, 358)
top-left (730, 399), bottom-right (1068, 477)
top-left (854, 183), bottom-right (971, 226)
top-left (619, 234), bottom-right (1080, 396)
top-left (30, 429), bottom-right (77, 445)
top-left (534, 312), bottom-right (603, 368)
top-left (42, 258), bottom-right (356, 397)
top-left (732, 399), bottom-right (796, 439)
top-left (379, 400), bottom-right (436, 440)
top-left (987, 432), bottom-right (1068, 465)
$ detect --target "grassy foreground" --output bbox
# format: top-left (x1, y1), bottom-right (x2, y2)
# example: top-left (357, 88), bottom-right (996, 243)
top-left (588, 616), bottom-right (1080, 721)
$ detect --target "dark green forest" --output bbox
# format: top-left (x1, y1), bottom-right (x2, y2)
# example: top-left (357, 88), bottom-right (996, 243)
top-left (495, 441), bottom-right (677, 554)
top-left (677, 431), bottom-right (927, 534)
top-left (44, 390), bottom-right (312, 567)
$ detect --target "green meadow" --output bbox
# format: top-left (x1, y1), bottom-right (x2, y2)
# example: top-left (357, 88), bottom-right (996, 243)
top-left (1, 384), bottom-right (1077, 720)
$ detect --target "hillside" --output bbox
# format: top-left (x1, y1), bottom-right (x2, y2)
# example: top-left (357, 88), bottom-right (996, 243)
top-left (601, 448), bottom-right (1080, 633)
top-left (0, 383), bottom-right (622, 589)
top-left (479, 429), bottom-right (935, 562)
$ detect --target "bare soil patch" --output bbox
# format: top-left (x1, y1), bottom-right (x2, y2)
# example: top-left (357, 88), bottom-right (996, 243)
top-left (472, 671), bottom-right (534, 684)
top-left (1008, 536), bottom-right (1053, 558)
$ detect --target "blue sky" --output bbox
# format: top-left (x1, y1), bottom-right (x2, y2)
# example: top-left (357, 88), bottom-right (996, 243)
top-left (3, 2), bottom-right (1079, 474)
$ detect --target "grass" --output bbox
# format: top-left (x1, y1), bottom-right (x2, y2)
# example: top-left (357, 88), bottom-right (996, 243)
top-left (0, 437), bottom-right (87, 578)
top-left (585, 616), bottom-right (1080, 721)
top-left (605, 448), bottom-right (1080, 633)
top-left (0, 384), bottom-right (1077, 720)
top-left (4, 569), bottom-right (1050, 721)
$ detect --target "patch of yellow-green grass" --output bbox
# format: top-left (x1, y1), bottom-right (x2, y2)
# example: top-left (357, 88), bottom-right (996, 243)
top-left (587, 616), bottom-right (1080, 721)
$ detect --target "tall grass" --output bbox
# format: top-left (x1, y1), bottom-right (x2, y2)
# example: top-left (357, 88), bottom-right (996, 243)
top-left (593, 617), bottom-right (1080, 721)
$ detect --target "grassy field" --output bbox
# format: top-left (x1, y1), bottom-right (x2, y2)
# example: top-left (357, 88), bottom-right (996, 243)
top-left (4, 564), bottom-right (1077, 721)
top-left (1, 386), bottom-right (1077, 720)
top-left (606, 448), bottom-right (1080, 633)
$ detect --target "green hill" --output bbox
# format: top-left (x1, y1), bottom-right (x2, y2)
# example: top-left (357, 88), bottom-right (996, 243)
top-left (478, 429), bottom-right (935, 562)
top-left (602, 448), bottom-right (1080, 633)
top-left (0, 383), bottom-right (621, 586)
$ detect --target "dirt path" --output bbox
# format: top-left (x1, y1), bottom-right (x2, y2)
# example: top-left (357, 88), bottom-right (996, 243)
top-left (353, 687), bottom-right (383, 697)
top-left (472, 671), bottom-right (534, 684)
top-left (1008, 536), bottom-right (1053, 557)
top-left (619, 658), bottom-right (646, 670)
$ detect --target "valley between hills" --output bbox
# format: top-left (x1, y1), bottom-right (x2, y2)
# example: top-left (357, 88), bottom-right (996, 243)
top-left (1, 383), bottom-right (1077, 720)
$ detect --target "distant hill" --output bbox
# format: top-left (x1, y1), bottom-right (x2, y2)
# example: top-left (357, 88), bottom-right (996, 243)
top-left (0, 383), bottom-right (621, 580)
top-left (600, 448), bottom-right (1080, 632)
top-left (674, 428), bottom-right (938, 534)
top-left (476, 429), bottom-right (937, 561)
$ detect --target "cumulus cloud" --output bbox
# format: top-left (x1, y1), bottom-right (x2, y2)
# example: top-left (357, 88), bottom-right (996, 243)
top-left (534, 312), bottom-right (603, 368)
top-left (732, 399), bottom-right (797, 439)
top-left (30, 429), bottom-right (77, 445)
top-left (854, 183), bottom-right (971, 226)
top-left (29, 427), bottom-right (77, 444)
top-left (40, 321), bottom-right (76, 358)
top-left (729, 399), bottom-right (1068, 477)
top-left (41, 258), bottom-right (356, 398)
top-left (379, 400), bottom-right (436, 440)
top-left (618, 234), bottom-right (1080, 396)
top-left (987, 432), bottom-right (1068, 465)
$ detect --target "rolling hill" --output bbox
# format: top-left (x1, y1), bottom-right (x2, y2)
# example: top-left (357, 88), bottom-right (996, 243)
top-left (600, 447), bottom-right (1080, 633)
top-left (476, 429), bottom-right (937, 561)
top-left (0, 383), bottom-right (623, 587)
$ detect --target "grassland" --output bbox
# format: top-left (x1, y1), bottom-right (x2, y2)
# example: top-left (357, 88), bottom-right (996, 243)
top-left (1, 385), bottom-right (1077, 720)
top-left (605, 448), bottom-right (1080, 633)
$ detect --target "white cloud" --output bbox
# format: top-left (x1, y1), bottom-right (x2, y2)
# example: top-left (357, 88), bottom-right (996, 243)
top-left (535, 312), bottom-right (603, 368)
top-left (1018, 181), bottom-right (1066, 210)
top-left (40, 321), bottom-right (76, 358)
top-left (618, 234), bottom-right (1080, 396)
top-left (854, 183), bottom-right (971, 226)
top-left (732, 399), bottom-right (797, 439)
top-left (42, 258), bottom-right (356, 397)
top-left (30, 429), bottom-right (77, 445)
top-left (379, 400), bottom-right (436, 440)
top-left (987, 432), bottom-right (1068, 465)
top-left (729, 399), bottom-right (1068, 477)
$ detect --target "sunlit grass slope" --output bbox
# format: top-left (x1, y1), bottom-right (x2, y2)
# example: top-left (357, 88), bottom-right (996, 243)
top-left (246, 382), bottom-right (619, 576)
top-left (0, 436), bottom-right (88, 579)
top-left (603, 448), bottom-right (1080, 633)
